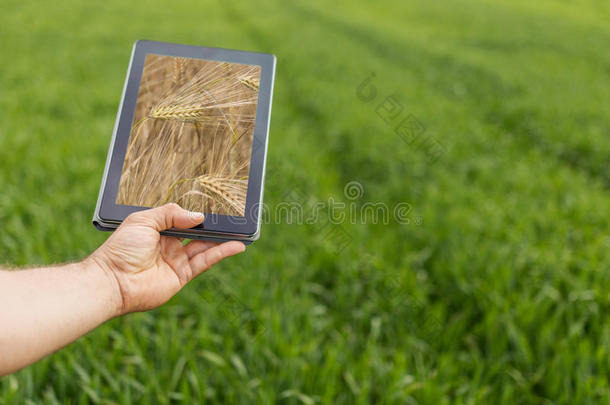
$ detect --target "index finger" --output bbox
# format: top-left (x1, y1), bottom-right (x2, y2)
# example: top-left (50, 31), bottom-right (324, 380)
top-left (189, 241), bottom-right (246, 278)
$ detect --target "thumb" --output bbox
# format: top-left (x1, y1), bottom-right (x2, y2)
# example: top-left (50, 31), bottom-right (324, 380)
top-left (130, 203), bottom-right (204, 231)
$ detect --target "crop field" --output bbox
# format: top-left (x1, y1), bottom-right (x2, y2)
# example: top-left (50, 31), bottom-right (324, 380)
top-left (0, 0), bottom-right (609, 403)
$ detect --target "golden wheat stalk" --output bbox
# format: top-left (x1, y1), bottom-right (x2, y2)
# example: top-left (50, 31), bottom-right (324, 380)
top-left (149, 102), bottom-right (256, 122)
top-left (172, 57), bottom-right (187, 88)
top-left (238, 75), bottom-right (260, 91)
top-left (149, 104), bottom-right (208, 120)
top-left (151, 63), bottom-right (259, 116)
top-left (171, 176), bottom-right (247, 215)
top-left (195, 176), bottom-right (247, 213)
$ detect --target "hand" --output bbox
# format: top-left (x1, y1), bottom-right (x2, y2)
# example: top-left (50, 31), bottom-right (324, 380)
top-left (89, 203), bottom-right (246, 315)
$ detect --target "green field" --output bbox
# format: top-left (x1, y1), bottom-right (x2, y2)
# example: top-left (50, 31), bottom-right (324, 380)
top-left (1, 0), bottom-right (609, 403)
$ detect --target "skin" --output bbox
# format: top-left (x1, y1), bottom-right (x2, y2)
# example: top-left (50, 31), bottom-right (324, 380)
top-left (0, 203), bottom-right (246, 376)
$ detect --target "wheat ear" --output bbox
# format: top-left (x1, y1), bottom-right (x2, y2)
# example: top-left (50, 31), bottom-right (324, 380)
top-left (172, 58), bottom-right (187, 88)
top-left (238, 75), bottom-right (260, 91)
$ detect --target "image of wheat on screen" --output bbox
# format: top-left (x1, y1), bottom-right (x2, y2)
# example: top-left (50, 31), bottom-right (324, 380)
top-left (116, 54), bottom-right (261, 216)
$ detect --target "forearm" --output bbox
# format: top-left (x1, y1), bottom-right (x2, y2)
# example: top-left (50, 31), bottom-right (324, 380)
top-left (0, 204), bottom-right (243, 376)
top-left (0, 259), bottom-right (121, 376)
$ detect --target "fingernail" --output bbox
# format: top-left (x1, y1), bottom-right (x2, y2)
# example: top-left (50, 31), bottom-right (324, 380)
top-left (188, 211), bottom-right (205, 220)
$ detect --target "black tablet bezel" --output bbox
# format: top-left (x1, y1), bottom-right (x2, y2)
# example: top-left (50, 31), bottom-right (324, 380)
top-left (96, 40), bottom-right (275, 236)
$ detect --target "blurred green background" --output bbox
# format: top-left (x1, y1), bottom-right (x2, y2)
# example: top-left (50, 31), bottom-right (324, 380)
top-left (1, 0), bottom-right (609, 403)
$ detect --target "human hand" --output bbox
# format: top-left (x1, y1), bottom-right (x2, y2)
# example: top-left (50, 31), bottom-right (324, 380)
top-left (89, 203), bottom-right (246, 316)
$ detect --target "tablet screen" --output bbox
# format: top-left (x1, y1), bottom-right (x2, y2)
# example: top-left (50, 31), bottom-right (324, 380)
top-left (115, 53), bottom-right (261, 217)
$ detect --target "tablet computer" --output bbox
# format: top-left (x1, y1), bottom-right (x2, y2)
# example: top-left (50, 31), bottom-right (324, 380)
top-left (93, 40), bottom-right (276, 243)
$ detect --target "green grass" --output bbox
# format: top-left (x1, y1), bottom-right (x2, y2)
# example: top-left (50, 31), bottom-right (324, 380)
top-left (1, 0), bottom-right (609, 403)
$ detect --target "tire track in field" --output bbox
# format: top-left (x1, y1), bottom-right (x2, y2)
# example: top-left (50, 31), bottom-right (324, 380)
top-left (220, 1), bottom-right (439, 191)
top-left (220, 2), bottom-right (346, 179)
top-left (220, 0), bottom-right (456, 348)
top-left (285, 2), bottom-right (610, 189)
